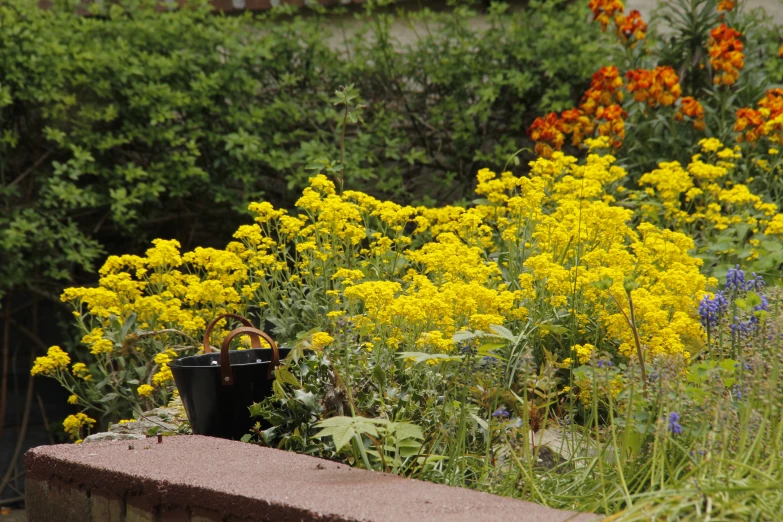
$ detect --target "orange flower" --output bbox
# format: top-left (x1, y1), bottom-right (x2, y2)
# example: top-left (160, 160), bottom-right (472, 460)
top-left (582, 66), bottom-right (624, 116)
top-left (560, 108), bottom-right (595, 147)
top-left (589, 0), bottom-right (625, 32)
top-left (616, 10), bottom-right (647, 42)
top-left (528, 112), bottom-right (565, 158)
top-left (717, 0), bottom-right (735, 11)
top-left (626, 69), bottom-right (653, 103)
top-left (735, 108), bottom-right (765, 142)
top-left (779, 43), bottom-right (783, 58)
top-left (709, 24), bottom-right (744, 85)
top-left (595, 104), bottom-right (627, 148)
top-left (675, 97), bottom-right (706, 131)
top-left (758, 88), bottom-right (783, 118)
top-left (733, 91), bottom-right (783, 143)
top-left (626, 66), bottom-right (681, 107)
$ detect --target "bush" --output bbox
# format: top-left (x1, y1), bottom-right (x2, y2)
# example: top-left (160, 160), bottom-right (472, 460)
top-left (0, 0), bottom-right (608, 304)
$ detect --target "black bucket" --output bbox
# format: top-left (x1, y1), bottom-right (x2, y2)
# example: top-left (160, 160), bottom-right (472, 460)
top-left (169, 314), bottom-right (288, 440)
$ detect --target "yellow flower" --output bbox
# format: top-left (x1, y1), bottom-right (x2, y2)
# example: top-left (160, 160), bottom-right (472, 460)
top-left (81, 328), bottom-right (113, 355)
top-left (63, 413), bottom-right (96, 441)
top-left (137, 384), bottom-right (154, 397)
top-left (311, 332), bottom-right (335, 350)
top-left (71, 362), bottom-right (91, 380)
top-left (248, 201), bottom-right (286, 223)
top-left (145, 239), bottom-right (183, 269)
top-left (573, 343), bottom-right (595, 365)
top-left (698, 137), bottom-right (723, 153)
top-left (153, 350), bottom-right (177, 365)
top-left (30, 346), bottom-right (71, 377)
top-left (67, 394), bottom-right (79, 405)
top-left (152, 365), bottom-right (173, 387)
top-left (765, 214), bottom-right (783, 236)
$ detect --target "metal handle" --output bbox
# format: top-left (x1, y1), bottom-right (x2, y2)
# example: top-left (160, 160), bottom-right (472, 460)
top-left (202, 313), bottom-right (257, 353)
top-left (219, 326), bottom-right (280, 385)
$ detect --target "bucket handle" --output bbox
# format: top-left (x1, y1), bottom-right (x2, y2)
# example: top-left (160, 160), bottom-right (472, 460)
top-left (219, 326), bottom-right (280, 385)
top-left (202, 313), bottom-right (258, 354)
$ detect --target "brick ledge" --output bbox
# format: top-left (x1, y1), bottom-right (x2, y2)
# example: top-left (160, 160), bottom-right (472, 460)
top-left (25, 435), bottom-right (598, 522)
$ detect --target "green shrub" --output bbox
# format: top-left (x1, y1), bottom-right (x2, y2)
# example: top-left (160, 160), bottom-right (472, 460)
top-left (0, 0), bottom-right (610, 303)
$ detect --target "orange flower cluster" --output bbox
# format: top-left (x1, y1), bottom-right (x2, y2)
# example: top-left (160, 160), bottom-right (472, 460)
top-left (588, 1), bottom-right (646, 45)
top-left (561, 109), bottom-right (595, 146)
top-left (626, 66), bottom-right (682, 107)
top-left (589, 0), bottom-right (624, 32)
top-left (717, 0), bottom-right (735, 11)
top-left (529, 112), bottom-right (566, 158)
top-left (616, 10), bottom-right (647, 43)
top-left (759, 88), bottom-right (783, 115)
top-left (528, 109), bottom-right (596, 158)
top-left (675, 96), bottom-right (706, 131)
top-left (709, 24), bottom-right (744, 85)
top-left (528, 66), bottom-right (624, 156)
top-left (595, 104), bottom-right (627, 148)
top-left (582, 66), bottom-right (624, 116)
top-left (735, 108), bottom-right (765, 142)
top-left (735, 89), bottom-right (783, 143)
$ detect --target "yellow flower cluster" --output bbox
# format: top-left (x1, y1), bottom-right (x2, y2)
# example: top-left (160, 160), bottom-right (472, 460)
top-left (573, 344), bottom-right (596, 364)
top-left (49, 141), bottom-right (728, 417)
top-left (311, 332), bottom-right (335, 350)
top-left (636, 138), bottom-right (780, 241)
top-left (71, 362), bottom-right (91, 381)
top-left (31, 346), bottom-right (71, 377)
top-left (63, 413), bottom-right (96, 441)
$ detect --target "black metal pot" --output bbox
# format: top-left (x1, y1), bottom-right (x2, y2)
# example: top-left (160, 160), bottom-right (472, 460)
top-left (169, 314), bottom-right (288, 440)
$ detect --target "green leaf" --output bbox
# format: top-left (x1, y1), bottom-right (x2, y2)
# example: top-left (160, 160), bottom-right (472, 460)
top-left (389, 421), bottom-right (424, 441)
top-left (746, 291), bottom-right (762, 308)
top-left (293, 389), bottom-right (320, 411)
top-left (372, 365), bottom-right (386, 390)
top-left (489, 324), bottom-right (515, 341)
top-left (276, 368), bottom-right (301, 388)
top-left (98, 392), bottom-right (119, 403)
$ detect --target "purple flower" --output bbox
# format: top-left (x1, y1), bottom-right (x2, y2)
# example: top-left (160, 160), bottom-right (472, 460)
top-left (726, 265), bottom-right (746, 293)
top-left (699, 292), bottom-right (728, 328)
top-left (668, 412), bottom-right (682, 435)
top-left (492, 407), bottom-right (510, 418)
top-left (748, 272), bottom-right (766, 292)
top-left (596, 359), bottom-right (614, 369)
